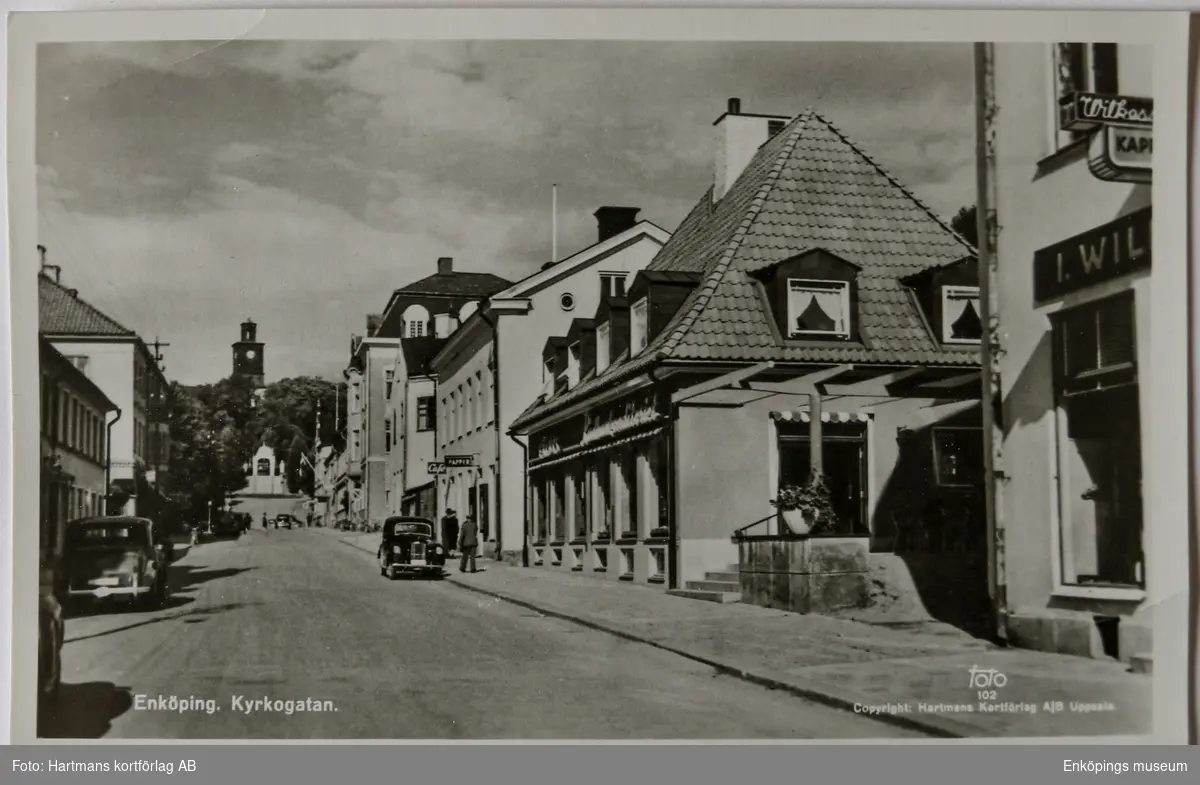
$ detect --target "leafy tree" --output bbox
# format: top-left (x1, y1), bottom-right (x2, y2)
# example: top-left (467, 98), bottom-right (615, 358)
top-left (950, 205), bottom-right (978, 249)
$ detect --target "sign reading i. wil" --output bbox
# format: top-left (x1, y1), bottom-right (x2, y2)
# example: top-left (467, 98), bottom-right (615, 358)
top-left (1033, 207), bottom-right (1151, 302)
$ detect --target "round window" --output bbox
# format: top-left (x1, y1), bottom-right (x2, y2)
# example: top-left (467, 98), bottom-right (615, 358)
top-left (560, 293), bottom-right (575, 311)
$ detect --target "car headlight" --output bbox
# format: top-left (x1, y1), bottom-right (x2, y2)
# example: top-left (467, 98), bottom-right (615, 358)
top-left (392, 545), bottom-right (402, 554)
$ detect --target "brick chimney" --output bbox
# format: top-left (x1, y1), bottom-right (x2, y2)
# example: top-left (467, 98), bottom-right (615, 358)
top-left (366, 314), bottom-right (382, 335)
top-left (713, 97), bottom-right (790, 202)
top-left (594, 206), bottom-right (641, 243)
top-left (437, 257), bottom-right (454, 276)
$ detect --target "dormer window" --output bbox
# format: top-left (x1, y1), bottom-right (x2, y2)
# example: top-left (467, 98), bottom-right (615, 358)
top-left (596, 323), bottom-right (611, 373)
top-left (567, 342), bottom-right (581, 387)
top-left (942, 286), bottom-right (983, 344)
top-left (787, 279), bottom-right (850, 339)
top-left (600, 272), bottom-right (627, 298)
top-left (630, 298), bottom-right (649, 355)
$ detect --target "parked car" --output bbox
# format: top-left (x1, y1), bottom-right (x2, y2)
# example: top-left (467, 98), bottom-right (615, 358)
top-left (38, 562), bottom-right (64, 713)
top-left (378, 517), bottom-right (446, 579)
top-left (62, 517), bottom-right (174, 611)
top-left (210, 512), bottom-right (242, 539)
top-left (275, 514), bottom-right (293, 530)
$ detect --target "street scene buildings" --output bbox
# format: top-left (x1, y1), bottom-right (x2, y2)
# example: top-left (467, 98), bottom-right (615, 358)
top-left (30, 37), bottom-right (1159, 740)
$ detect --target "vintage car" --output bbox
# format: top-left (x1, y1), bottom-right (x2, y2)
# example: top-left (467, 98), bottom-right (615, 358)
top-left (377, 517), bottom-right (446, 579)
top-left (274, 514), bottom-right (294, 530)
top-left (62, 516), bottom-right (173, 610)
top-left (210, 512), bottom-right (243, 539)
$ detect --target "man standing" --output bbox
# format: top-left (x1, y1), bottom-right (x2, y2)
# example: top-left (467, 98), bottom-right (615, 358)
top-left (441, 508), bottom-right (459, 554)
top-left (458, 515), bottom-right (479, 574)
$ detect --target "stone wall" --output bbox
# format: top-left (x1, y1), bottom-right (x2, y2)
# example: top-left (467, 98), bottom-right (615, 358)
top-left (737, 536), bottom-right (869, 614)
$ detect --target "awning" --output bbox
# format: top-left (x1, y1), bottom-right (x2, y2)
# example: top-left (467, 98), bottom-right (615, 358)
top-left (769, 410), bottom-right (873, 423)
top-left (530, 424), bottom-right (667, 471)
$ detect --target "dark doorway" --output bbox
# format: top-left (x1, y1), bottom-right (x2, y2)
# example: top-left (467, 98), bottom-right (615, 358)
top-left (479, 484), bottom-right (490, 541)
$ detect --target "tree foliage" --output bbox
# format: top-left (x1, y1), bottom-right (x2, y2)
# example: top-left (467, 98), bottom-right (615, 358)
top-left (167, 375), bottom-right (345, 518)
top-left (950, 204), bottom-right (978, 249)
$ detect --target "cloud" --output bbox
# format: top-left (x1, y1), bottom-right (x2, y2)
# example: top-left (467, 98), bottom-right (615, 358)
top-left (36, 39), bottom-right (978, 383)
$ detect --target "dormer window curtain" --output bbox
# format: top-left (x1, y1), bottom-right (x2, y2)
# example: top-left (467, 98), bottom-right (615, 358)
top-left (942, 286), bottom-right (983, 344)
top-left (787, 279), bottom-right (850, 339)
top-left (596, 323), bottom-right (612, 373)
top-left (630, 298), bottom-right (649, 354)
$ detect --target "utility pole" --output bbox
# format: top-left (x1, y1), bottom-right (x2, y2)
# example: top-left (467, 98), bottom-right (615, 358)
top-left (151, 338), bottom-right (170, 371)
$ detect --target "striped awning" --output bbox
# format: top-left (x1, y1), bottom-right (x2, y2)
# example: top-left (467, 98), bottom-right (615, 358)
top-left (530, 424), bottom-right (667, 471)
top-left (769, 410), bottom-right (872, 423)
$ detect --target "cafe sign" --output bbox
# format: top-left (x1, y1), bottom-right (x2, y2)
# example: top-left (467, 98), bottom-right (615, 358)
top-left (1059, 93), bottom-right (1153, 133)
top-left (1033, 207), bottom-right (1151, 302)
top-left (426, 462), bottom-right (446, 476)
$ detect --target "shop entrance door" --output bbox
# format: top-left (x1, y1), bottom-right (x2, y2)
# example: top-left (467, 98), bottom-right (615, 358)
top-left (778, 436), bottom-right (868, 535)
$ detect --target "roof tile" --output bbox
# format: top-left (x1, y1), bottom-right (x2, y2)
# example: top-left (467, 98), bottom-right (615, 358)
top-left (39, 274), bottom-right (135, 337)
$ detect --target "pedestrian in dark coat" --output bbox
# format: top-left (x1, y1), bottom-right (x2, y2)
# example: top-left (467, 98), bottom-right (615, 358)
top-left (458, 516), bottom-right (479, 574)
top-left (442, 509), bottom-right (459, 553)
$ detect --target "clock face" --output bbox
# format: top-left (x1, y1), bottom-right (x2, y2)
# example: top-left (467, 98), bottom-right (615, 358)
top-left (245, 350), bottom-right (257, 360)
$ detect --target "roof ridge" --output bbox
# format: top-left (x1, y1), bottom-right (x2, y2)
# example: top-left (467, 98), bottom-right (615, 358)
top-left (39, 272), bottom-right (136, 336)
top-left (807, 110), bottom-right (976, 256)
top-left (658, 110), bottom-right (813, 359)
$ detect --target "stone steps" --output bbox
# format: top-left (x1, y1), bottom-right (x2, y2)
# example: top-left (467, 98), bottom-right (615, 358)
top-left (1129, 653), bottom-right (1153, 675)
top-left (685, 579), bottom-right (740, 593)
top-left (666, 588), bottom-right (741, 604)
top-left (705, 571), bottom-right (740, 583)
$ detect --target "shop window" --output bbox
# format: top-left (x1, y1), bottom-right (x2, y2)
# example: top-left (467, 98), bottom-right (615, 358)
top-left (1053, 293), bottom-right (1143, 588)
top-left (573, 466), bottom-right (588, 538)
top-left (416, 397), bottom-right (436, 432)
top-left (552, 474), bottom-right (566, 541)
top-left (596, 323), bottom-right (611, 373)
top-left (942, 286), bottom-right (982, 344)
top-left (1054, 43), bottom-right (1120, 149)
top-left (932, 428), bottom-right (985, 487)
top-left (621, 448), bottom-right (639, 538)
top-left (534, 480), bottom-right (550, 543)
top-left (649, 435), bottom-right (669, 533)
top-left (787, 279), bottom-right (850, 339)
top-left (630, 298), bottom-right (649, 355)
top-left (596, 458), bottom-right (613, 535)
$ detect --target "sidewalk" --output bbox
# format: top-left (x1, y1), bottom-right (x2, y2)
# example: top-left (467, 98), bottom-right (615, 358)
top-left (330, 530), bottom-right (1151, 739)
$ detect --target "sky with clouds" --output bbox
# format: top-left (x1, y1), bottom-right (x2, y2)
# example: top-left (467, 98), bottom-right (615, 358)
top-left (37, 40), bottom-right (976, 386)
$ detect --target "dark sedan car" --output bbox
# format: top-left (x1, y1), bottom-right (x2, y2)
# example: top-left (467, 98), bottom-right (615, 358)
top-left (377, 517), bottom-right (446, 579)
top-left (62, 516), bottom-right (173, 611)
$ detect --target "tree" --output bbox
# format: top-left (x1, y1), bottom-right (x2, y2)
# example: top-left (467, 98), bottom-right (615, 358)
top-left (950, 205), bottom-right (978, 249)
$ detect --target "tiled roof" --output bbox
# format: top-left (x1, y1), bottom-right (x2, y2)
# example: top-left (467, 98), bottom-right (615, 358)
top-left (39, 274), bottom-right (135, 336)
top-left (395, 271), bottom-right (512, 298)
top-left (510, 109), bottom-right (979, 432)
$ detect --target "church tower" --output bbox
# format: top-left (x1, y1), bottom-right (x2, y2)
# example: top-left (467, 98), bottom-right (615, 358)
top-left (232, 318), bottom-right (265, 388)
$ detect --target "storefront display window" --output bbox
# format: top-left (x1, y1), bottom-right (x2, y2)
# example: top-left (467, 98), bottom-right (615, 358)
top-left (552, 474), bottom-right (566, 541)
top-left (596, 458), bottom-right (613, 535)
top-left (1053, 292), bottom-right (1143, 588)
top-left (649, 436), bottom-right (669, 533)
top-left (621, 448), bottom-right (639, 537)
top-left (572, 466), bottom-right (588, 539)
top-left (534, 479), bottom-right (549, 543)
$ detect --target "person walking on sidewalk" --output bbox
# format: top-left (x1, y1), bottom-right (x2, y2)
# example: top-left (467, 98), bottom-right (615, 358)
top-left (458, 515), bottom-right (479, 574)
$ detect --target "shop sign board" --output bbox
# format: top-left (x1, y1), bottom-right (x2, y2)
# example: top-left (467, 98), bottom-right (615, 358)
top-left (427, 462), bottom-right (446, 475)
top-left (1088, 124), bottom-right (1152, 184)
top-left (1059, 92), bottom-right (1153, 133)
top-left (1033, 207), bottom-right (1151, 302)
top-left (444, 455), bottom-right (476, 468)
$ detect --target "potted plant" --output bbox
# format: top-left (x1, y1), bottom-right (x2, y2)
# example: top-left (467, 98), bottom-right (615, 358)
top-left (771, 473), bottom-right (839, 535)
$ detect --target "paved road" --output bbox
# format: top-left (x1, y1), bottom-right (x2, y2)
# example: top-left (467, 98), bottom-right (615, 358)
top-left (43, 527), bottom-right (922, 739)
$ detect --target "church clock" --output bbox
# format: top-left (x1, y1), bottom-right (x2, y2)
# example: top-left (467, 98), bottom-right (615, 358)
top-left (232, 318), bottom-right (266, 388)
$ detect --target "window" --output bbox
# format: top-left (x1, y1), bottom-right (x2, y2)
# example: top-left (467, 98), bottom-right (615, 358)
top-left (932, 428), bottom-right (985, 487)
top-left (257, 458), bottom-right (271, 476)
top-left (384, 418), bottom-right (393, 453)
top-left (459, 301), bottom-right (479, 322)
top-left (560, 293), bottom-right (575, 311)
top-left (384, 369), bottom-right (394, 400)
top-left (474, 372), bottom-right (484, 426)
top-left (1052, 292), bottom-right (1142, 589)
top-left (1054, 43), bottom-right (1119, 149)
top-left (630, 298), bottom-right (649, 354)
top-left (567, 343), bottom-right (581, 388)
top-left (416, 397), bottom-right (435, 432)
top-left (621, 448), bottom-right (639, 537)
top-left (573, 466), bottom-right (588, 538)
top-left (649, 435), bottom-right (669, 532)
top-left (552, 474), bottom-right (566, 541)
top-left (600, 272), bottom-right (626, 298)
top-left (787, 279), bottom-right (850, 338)
top-left (402, 304), bottom-right (430, 338)
top-left (596, 323), bottom-right (611, 373)
top-left (942, 286), bottom-right (983, 344)
top-left (768, 119), bottom-right (786, 137)
top-left (597, 458), bottom-right (613, 534)
top-left (535, 480), bottom-right (550, 543)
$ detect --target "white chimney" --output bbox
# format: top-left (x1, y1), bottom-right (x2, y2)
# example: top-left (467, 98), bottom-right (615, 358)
top-left (713, 97), bottom-right (790, 202)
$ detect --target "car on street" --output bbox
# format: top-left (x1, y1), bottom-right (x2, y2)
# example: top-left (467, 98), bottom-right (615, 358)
top-left (62, 516), bottom-right (174, 611)
top-left (210, 512), bottom-right (243, 539)
top-left (378, 516), bottom-right (446, 579)
top-left (38, 562), bottom-right (64, 714)
top-left (275, 514), bottom-right (294, 530)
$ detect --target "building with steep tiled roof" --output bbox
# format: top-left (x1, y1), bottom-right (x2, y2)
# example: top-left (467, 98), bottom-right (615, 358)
top-left (38, 267), bottom-right (173, 520)
top-left (508, 99), bottom-right (984, 598)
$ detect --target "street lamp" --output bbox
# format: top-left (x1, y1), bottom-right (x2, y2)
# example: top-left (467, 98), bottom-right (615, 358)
top-left (207, 500), bottom-right (213, 530)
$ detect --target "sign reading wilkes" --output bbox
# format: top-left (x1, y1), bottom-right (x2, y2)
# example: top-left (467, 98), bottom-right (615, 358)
top-left (1033, 206), bottom-right (1151, 302)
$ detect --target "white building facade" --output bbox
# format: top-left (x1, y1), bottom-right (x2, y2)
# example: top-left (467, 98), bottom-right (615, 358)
top-left (986, 42), bottom-right (1154, 667)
